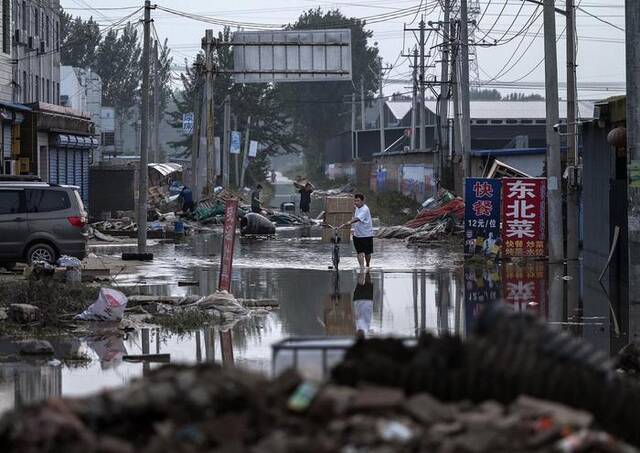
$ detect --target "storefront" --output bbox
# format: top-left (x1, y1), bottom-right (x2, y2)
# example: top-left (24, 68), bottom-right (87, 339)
top-left (0, 101), bottom-right (31, 176)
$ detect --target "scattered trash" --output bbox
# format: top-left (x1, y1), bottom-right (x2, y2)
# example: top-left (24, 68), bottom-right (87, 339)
top-left (17, 339), bottom-right (54, 355)
top-left (240, 213), bottom-right (276, 236)
top-left (56, 255), bottom-right (81, 268)
top-left (288, 381), bottom-right (319, 412)
top-left (377, 419), bottom-right (414, 443)
top-left (8, 303), bottom-right (40, 324)
top-left (74, 288), bottom-right (128, 322)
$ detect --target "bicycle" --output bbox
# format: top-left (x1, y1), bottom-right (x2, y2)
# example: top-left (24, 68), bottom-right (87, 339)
top-left (323, 224), bottom-right (342, 271)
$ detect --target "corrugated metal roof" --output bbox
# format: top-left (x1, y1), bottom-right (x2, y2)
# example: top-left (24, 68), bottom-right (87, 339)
top-left (387, 100), bottom-right (595, 120)
top-left (149, 162), bottom-right (182, 176)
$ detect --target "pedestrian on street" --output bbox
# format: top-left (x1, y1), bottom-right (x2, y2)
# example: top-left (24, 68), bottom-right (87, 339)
top-left (251, 184), bottom-right (263, 214)
top-left (296, 181), bottom-right (315, 217)
top-left (180, 185), bottom-right (195, 213)
top-left (340, 193), bottom-right (374, 270)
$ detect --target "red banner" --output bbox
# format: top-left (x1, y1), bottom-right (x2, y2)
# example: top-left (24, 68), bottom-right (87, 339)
top-left (502, 261), bottom-right (547, 318)
top-left (501, 178), bottom-right (546, 258)
top-left (218, 199), bottom-right (238, 292)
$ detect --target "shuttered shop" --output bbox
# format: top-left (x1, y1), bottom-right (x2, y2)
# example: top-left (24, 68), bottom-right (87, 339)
top-left (48, 135), bottom-right (98, 204)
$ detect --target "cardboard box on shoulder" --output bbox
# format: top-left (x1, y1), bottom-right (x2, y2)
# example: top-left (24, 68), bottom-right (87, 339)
top-left (325, 195), bottom-right (354, 214)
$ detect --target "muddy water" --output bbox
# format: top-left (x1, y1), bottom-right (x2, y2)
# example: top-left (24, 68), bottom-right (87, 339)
top-left (0, 227), bottom-right (625, 413)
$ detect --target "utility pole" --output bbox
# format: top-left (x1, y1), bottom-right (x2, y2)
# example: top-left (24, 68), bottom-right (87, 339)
top-left (452, 20), bottom-right (461, 161)
top-left (543, 0), bottom-right (564, 263)
top-left (438, 0), bottom-right (451, 186)
top-left (351, 92), bottom-right (357, 159)
top-left (566, 0), bottom-right (578, 261)
top-left (627, 0), bottom-right (640, 311)
top-left (233, 114), bottom-right (239, 186)
top-left (360, 76), bottom-right (366, 130)
top-left (202, 29), bottom-right (216, 195)
top-left (240, 116), bottom-right (251, 188)
top-left (222, 94), bottom-right (231, 187)
top-left (411, 47), bottom-right (418, 150)
top-left (459, 0), bottom-right (472, 180)
top-left (137, 0), bottom-right (151, 254)
top-left (190, 77), bottom-right (201, 191)
top-left (419, 18), bottom-right (427, 151)
top-left (378, 61), bottom-right (386, 153)
top-left (152, 39), bottom-right (160, 163)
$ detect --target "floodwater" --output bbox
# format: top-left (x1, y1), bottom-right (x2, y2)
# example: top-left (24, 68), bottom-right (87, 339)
top-left (0, 226), bottom-right (628, 413)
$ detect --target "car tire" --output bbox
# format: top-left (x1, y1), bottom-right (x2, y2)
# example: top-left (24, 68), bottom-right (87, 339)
top-left (27, 243), bottom-right (57, 265)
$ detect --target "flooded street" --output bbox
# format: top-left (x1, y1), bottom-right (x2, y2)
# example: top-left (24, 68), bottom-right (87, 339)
top-left (0, 227), bottom-right (627, 413)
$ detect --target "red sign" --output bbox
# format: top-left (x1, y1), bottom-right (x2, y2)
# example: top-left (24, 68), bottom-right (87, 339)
top-left (218, 199), bottom-right (238, 291)
top-left (502, 262), bottom-right (547, 318)
top-left (501, 178), bottom-right (546, 258)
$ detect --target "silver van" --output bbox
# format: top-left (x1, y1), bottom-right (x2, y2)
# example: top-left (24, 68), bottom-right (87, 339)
top-left (0, 180), bottom-right (88, 268)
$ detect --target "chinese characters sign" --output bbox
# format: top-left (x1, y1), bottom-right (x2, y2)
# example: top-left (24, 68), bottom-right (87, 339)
top-left (501, 178), bottom-right (546, 258)
top-left (218, 199), bottom-right (239, 292)
top-left (464, 178), bottom-right (502, 256)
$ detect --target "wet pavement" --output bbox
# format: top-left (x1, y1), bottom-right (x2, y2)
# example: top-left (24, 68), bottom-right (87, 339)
top-left (0, 225), bottom-right (629, 414)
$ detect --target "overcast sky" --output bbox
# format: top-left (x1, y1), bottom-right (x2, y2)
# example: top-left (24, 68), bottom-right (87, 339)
top-left (59, 0), bottom-right (626, 100)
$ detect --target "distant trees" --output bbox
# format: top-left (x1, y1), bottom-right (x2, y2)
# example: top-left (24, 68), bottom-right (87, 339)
top-left (470, 88), bottom-right (544, 101)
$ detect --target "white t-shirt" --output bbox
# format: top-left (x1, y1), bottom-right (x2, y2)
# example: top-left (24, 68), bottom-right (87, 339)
top-left (353, 204), bottom-right (374, 238)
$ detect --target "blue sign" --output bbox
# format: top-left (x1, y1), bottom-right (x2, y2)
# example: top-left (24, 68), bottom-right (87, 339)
top-left (230, 131), bottom-right (242, 154)
top-left (464, 178), bottom-right (502, 257)
top-left (182, 112), bottom-right (194, 134)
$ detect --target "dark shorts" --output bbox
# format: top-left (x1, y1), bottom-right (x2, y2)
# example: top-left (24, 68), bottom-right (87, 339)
top-left (300, 204), bottom-right (310, 213)
top-left (353, 236), bottom-right (373, 255)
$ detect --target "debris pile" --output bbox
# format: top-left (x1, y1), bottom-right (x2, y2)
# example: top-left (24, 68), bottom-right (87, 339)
top-left (0, 358), bottom-right (637, 452)
top-left (376, 190), bottom-right (464, 245)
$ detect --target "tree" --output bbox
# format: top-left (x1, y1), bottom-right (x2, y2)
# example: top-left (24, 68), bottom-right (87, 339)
top-left (59, 8), bottom-right (101, 68)
top-left (275, 8), bottom-right (380, 178)
top-left (505, 92), bottom-right (545, 101)
top-left (470, 88), bottom-right (502, 101)
top-left (95, 24), bottom-right (142, 151)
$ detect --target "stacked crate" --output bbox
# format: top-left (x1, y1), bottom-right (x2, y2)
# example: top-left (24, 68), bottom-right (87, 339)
top-left (322, 195), bottom-right (354, 243)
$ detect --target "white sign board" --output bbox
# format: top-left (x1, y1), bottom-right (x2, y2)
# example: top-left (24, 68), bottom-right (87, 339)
top-left (182, 112), bottom-right (194, 134)
top-left (232, 29), bottom-right (352, 84)
top-left (249, 140), bottom-right (258, 158)
top-left (230, 131), bottom-right (241, 154)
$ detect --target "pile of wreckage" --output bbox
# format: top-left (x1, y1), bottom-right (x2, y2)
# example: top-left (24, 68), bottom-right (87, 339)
top-left (377, 189), bottom-right (464, 246)
top-left (2, 306), bottom-right (640, 452)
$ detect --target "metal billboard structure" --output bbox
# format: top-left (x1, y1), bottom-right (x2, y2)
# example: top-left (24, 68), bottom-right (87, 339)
top-left (232, 29), bottom-right (352, 84)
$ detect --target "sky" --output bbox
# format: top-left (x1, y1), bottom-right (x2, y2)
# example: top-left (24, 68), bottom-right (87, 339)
top-left (59, 0), bottom-right (627, 101)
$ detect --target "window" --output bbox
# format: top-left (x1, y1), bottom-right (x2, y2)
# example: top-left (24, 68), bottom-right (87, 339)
top-left (26, 189), bottom-right (70, 213)
top-left (490, 120), bottom-right (503, 125)
top-left (3, 0), bottom-right (10, 54)
top-left (101, 132), bottom-right (115, 146)
top-left (521, 119), bottom-right (533, 124)
top-left (55, 21), bottom-right (58, 50)
top-left (46, 78), bottom-right (50, 103)
top-left (35, 76), bottom-right (39, 101)
top-left (56, 82), bottom-right (59, 104)
top-left (34, 7), bottom-right (39, 35)
top-left (41, 77), bottom-right (44, 100)
top-left (0, 190), bottom-right (22, 214)
top-left (22, 1), bottom-right (26, 31)
top-left (506, 119), bottom-right (518, 124)
top-left (475, 119), bottom-right (488, 125)
top-left (45, 15), bottom-right (49, 47)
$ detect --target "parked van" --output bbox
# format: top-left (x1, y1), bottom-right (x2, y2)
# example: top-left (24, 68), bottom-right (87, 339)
top-left (0, 178), bottom-right (88, 269)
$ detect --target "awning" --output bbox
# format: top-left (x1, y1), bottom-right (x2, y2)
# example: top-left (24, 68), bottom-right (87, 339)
top-left (0, 101), bottom-right (32, 113)
top-left (52, 133), bottom-right (98, 149)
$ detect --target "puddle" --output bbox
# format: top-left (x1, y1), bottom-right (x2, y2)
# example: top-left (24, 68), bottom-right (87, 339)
top-left (0, 228), bottom-right (627, 413)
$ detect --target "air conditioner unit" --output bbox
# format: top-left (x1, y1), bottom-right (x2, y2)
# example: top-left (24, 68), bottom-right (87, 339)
top-left (39, 41), bottom-right (45, 54)
top-left (28, 36), bottom-right (36, 50)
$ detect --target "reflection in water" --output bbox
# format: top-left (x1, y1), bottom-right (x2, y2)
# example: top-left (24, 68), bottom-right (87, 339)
top-left (353, 272), bottom-right (374, 338)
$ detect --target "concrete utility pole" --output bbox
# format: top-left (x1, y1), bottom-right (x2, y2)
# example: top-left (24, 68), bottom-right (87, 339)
top-left (438, 0), bottom-right (451, 185)
top-left (378, 61), bottom-right (386, 153)
top-left (411, 47), bottom-right (418, 150)
top-left (626, 0), bottom-right (640, 305)
top-left (543, 0), bottom-right (564, 263)
top-left (240, 116), bottom-right (251, 188)
top-left (202, 29), bottom-right (216, 195)
top-left (351, 92), bottom-right (357, 159)
top-left (233, 114), bottom-right (240, 186)
top-left (222, 94), bottom-right (231, 187)
top-left (419, 18), bottom-right (427, 151)
top-left (190, 77), bottom-right (201, 191)
top-left (152, 40), bottom-right (160, 163)
top-left (137, 0), bottom-right (151, 254)
top-left (566, 0), bottom-right (578, 261)
top-left (459, 0), bottom-right (472, 180)
top-left (360, 76), bottom-right (366, 130)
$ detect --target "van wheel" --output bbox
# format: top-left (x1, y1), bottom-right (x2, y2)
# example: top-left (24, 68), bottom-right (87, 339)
top-left (27, 244), bottom-right (57, 265)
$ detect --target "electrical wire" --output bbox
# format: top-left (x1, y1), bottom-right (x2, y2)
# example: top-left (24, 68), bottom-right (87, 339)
top-left (576, 5), bottom-right (624, 32)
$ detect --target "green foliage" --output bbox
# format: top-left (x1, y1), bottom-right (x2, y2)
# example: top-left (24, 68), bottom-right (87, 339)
top-left (59, 8), bottom-right (101, 68)
top-left (504, 92), bottom-right (545, 101)
top-left (471, 88), bottom-right (544, 102)
top-left (276, 9), bottom-right (380, 178)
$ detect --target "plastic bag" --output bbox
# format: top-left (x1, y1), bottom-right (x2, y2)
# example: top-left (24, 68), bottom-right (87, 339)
top-left (57, 255), bottom-right (82, 268)
top-left (74, 288), bottom-right (128, 321)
